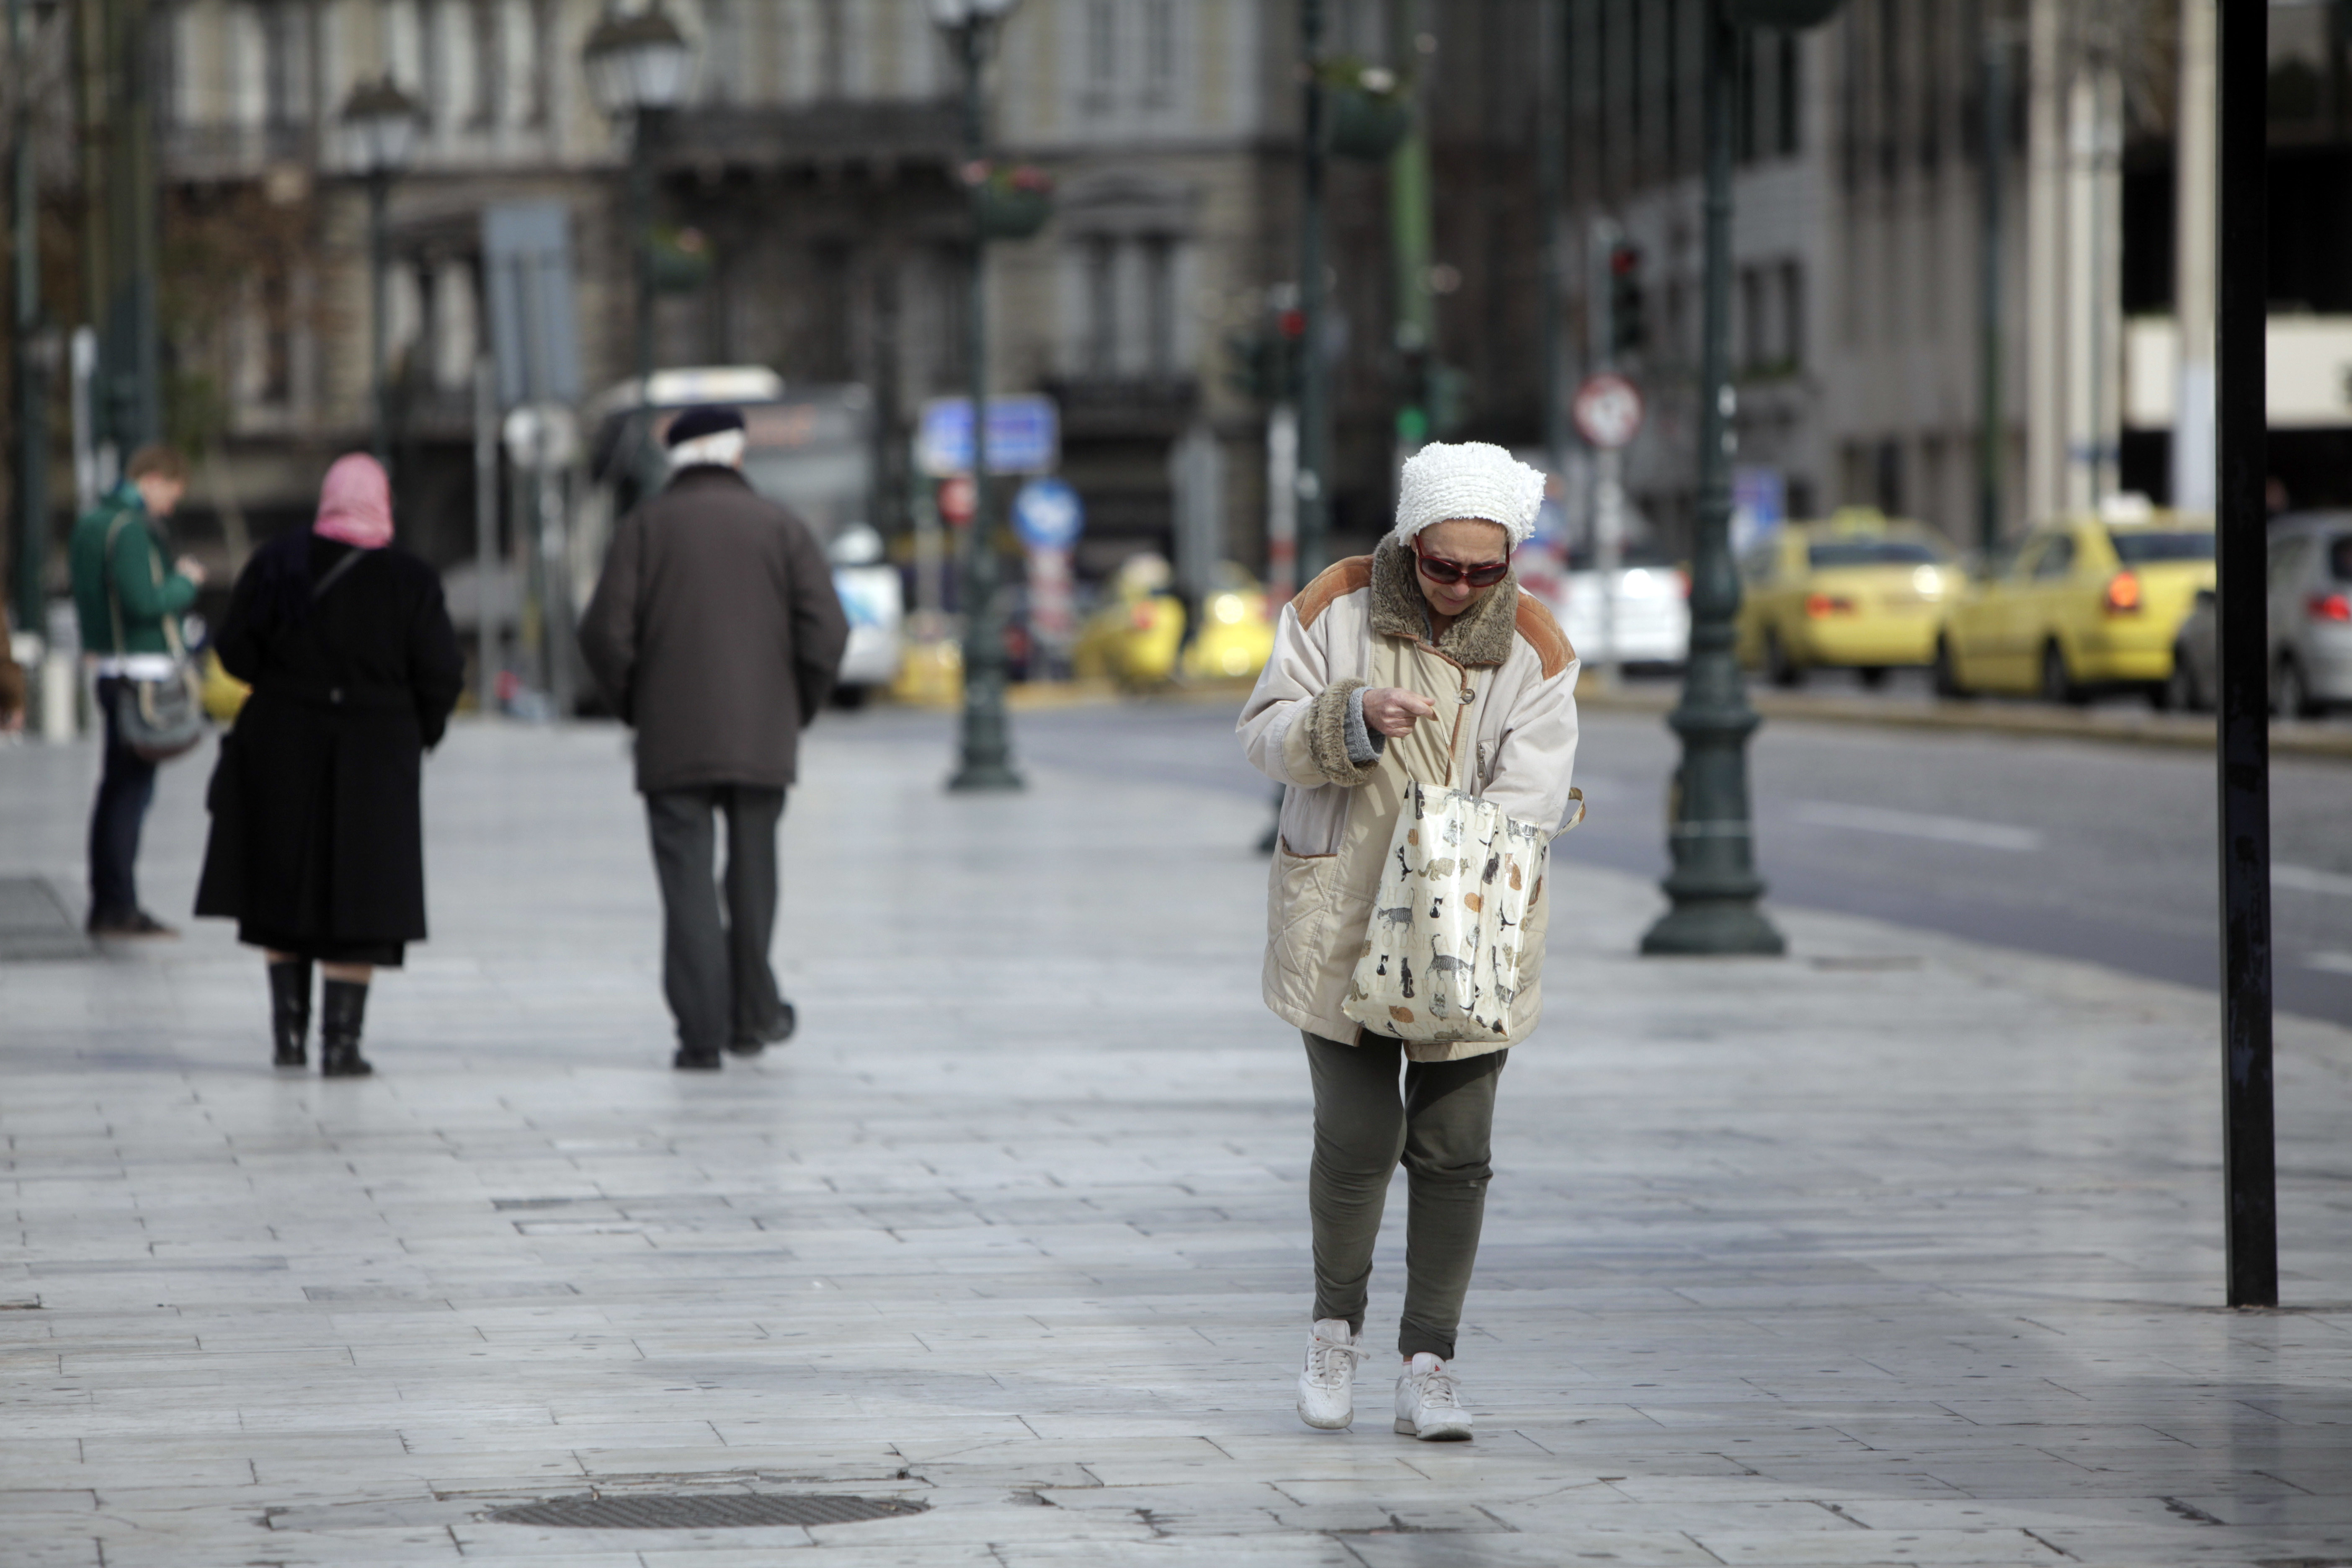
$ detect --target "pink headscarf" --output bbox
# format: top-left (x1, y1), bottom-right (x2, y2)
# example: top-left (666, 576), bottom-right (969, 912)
top-left (313, 454), bottom-right (395, 549)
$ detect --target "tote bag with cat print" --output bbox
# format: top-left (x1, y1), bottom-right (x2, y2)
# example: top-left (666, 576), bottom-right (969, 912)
top-left (1341, 781), bottom-right (1563, 1045)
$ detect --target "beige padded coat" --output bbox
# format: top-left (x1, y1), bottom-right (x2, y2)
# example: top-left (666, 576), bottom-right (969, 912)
top-left (1238, 541), bottom-right (1581, 1062)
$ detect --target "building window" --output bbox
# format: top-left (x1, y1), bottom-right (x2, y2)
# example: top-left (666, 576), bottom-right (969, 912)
top-left (1142, 235), bottom-right (1176, 376)
top-left (1084, 0), bottom-right (1117, 114)
top-left (468, 0), bottom-right (502, 126)
top-left (1739, 266), bottom-right (1764, 371)
top-left (419, 0), bottom-right (448, 133)
top-left (526, 0), bottom-right (555, 125)
top-left (1142, 0), bottom-right (1176, 107)
top-left (260, 1), bottom-right (304, 134)
top-left (1778, 260), bottom-right (1805, 369)
top-left (818, 0), bottom-right (847, 95)
top-left (1775, 31), bottom-right (1800, 155)
top-left (1084, 236), bottom-right (1118, 375)
top-left (704, 0), bottom-right (745, 104)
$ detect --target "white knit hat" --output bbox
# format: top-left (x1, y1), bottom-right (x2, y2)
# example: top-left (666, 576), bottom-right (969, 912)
top-left (1391, 441), bottom-right (1547, 547)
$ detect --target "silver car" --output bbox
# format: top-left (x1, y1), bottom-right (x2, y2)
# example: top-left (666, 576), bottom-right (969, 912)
top-left (2170, 513), bottom-right (2352, 716)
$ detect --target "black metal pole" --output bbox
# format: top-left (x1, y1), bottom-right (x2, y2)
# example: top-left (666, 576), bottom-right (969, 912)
top-left (10, 0), bottom-right (49, 639)
top-left (949, 16), bottom-right (1020, 792)
top-left (1640, 0), bottom-right (1782, 958)
top-left (632, 109), bottom-right (657, 389)
top-left (1975, 23), bottom-right (2006, 562)
top-left (2214, 0), bottom-right (2276, 1309)
top-left (1295, 0), bottom-right (1328, 582)
top-left (1538, 0), bottom-right (1568, 489)
top-left (369, 167), bottom-right (390, 467)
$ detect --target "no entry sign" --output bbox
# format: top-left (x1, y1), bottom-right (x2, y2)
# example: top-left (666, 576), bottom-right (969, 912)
top-left (1572, 373), bottom-right (1645, 450)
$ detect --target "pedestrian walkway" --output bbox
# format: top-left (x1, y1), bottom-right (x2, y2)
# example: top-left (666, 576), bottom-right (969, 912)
top-left (3, 710), bottom-right (2349, 1567)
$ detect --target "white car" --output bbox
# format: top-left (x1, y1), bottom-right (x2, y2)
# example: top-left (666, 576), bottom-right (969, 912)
top-left (1546, 547), bottom-right (1690, 668)
top-left (827, 524), bottom-right (905, 704)
top-left (2169, 512), bottom-right (2352, 716)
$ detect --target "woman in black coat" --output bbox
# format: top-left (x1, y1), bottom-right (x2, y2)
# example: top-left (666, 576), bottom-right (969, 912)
top-left (196, 454), bottom-right (464, 1076)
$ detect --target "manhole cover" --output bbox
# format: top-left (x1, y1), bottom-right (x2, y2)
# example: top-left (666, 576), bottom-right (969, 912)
top-left (485, 1493), bottom-right (927, 1530)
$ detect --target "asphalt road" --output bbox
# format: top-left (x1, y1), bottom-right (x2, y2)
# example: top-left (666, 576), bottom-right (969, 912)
top-left (940, 691), bottom-right (2352, 1028)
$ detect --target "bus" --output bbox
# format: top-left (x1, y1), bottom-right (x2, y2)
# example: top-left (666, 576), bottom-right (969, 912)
top-left (577, 366), bottom-right (903, 702)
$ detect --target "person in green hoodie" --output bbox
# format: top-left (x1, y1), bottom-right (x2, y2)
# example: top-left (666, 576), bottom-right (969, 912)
top-left (69, 444), bottom-right (204, 936)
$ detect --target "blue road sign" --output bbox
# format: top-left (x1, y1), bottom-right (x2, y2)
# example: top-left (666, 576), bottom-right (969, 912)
top-left (1012, 477), bottom-right (1084, 551)
top-left (918, 395), bottom-right (1060, 477)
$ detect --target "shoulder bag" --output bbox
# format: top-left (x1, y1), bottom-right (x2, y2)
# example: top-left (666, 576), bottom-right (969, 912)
top-left (1341, 777), bottom-right (1585, 1046)
top-left (103, 514), bottom-right (206, 763)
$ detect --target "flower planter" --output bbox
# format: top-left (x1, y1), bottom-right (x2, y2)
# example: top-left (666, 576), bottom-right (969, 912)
top-left (973, 185), bottom-right (1053, 241)
top-left (1326, 84), bottom-right (1413, 162)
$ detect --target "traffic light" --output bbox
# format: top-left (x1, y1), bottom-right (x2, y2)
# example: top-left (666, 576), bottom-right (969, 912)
top-left (1607, 243), bottom-right (1648, 358)
top-left (1227, 305), bottom-right (1307, 403)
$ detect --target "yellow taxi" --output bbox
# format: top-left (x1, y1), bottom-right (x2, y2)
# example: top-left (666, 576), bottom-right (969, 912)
top-left (1736, 509), bottom-right (1961, 686)
top-left (1179, 564), bottom-right (1277, 682)
top-left (1934, 505), bottom-right (2215, 704)
top-left (1073, 553), bottom-right (1187, 689)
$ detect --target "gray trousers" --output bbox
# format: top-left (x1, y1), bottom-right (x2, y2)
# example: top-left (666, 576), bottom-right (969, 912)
top-left (1304, 1030), bottom-right (1505, 1361)
top-left (645, 785), bottom-right (789, 1056)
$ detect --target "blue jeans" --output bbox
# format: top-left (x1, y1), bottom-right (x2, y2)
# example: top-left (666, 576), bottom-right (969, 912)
top-left (88, 675), bottom-right (159, 923)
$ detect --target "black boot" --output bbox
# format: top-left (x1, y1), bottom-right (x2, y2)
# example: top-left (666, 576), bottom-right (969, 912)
top-left (320, 979), bottom-right (374, 1078)
top-left (268, 958), bottom-right (312, 1068)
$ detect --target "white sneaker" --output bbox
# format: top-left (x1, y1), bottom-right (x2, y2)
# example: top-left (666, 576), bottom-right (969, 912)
top-left (1393, 1352), bottom-right (1474, 1440)
top-left (1296, 1318), bottom-right (1368, 1430)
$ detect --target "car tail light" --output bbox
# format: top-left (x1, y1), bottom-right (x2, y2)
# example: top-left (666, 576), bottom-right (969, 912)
top-left (1677, 568), bottom-right (1692, 598)
top-left (2103, 572), bottom-right (2142, 614)
top-left (2309, 591), bottom-right (2352, 623)
top-left (1804, 593), bottom-right (1855, 618)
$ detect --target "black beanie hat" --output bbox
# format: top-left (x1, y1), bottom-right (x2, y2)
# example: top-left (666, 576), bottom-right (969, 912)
top-left (664, 405), bottom-right (746, 448)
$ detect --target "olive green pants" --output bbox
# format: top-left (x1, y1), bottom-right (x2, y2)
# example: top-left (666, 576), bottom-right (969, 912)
top-left (1304, 1030), bottom-right (1505, 1360)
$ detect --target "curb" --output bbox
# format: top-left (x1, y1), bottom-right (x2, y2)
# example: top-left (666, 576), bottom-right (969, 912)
top-left (1575, 683), bottom-right (2352, 761)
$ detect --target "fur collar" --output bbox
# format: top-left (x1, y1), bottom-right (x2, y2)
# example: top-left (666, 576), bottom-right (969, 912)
top-left (1367, 537), bottom-right (1520, 666)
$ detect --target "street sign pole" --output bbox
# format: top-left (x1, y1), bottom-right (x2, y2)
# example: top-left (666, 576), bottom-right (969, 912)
top-left (2214, 0), bottom-right (2276, 1309)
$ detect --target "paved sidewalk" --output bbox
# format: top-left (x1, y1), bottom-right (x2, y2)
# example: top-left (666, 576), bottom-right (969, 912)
top-left (3, 710), bottom-right (2350, 1568)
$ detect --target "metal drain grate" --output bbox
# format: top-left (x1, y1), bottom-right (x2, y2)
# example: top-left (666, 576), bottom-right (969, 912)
top-left (486, 1492), bottom-right (927, 1530)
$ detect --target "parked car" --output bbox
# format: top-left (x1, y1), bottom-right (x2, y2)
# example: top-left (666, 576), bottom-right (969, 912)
top-left (2170, 512), bottom-right (2352, 716)
top-left (1537, 543), bottom-right (1689, 669)
top-left (1736, 509), bottom-right (1959, 686)
top-left (1934, 506), bottom-right (2215, 705)
top-left (1073, 553), bottom-right (1186, 689)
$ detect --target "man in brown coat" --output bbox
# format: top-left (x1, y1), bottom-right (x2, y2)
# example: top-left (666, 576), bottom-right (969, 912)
top-left (580, 405), bottom-right (850, 1070)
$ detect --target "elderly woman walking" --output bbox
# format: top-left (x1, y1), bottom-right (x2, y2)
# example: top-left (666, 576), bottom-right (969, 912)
top-left (1239, 441), bottom-right (1581, 1440)
top-left (196, 454), bottom-right (464, 1076)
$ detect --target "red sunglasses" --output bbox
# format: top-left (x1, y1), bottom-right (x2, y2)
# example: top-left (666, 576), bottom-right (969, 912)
top-left (1413, 545), bottom-right (1511, 588)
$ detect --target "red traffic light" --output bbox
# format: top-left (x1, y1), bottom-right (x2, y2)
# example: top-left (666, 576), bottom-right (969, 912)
top-left (1609, 244), bottom-right (1641, 276)
top-left (1277, 308), bottom-right (1306, 339)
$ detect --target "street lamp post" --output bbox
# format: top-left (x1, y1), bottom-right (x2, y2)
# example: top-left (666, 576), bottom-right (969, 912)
top-left (340, 76), bottom-right (421, 468)
top-left (931, 0), bottom-right (1024, 793)
top-left (583, 3), bottom-right (692, 392)
top-left (1295, 0), bottom-right (1329, 582)
top-left (1642, 0), bottom-right (1845, 956)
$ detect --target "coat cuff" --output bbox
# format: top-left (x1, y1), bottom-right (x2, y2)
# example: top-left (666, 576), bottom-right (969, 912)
top-left (1305, 678), bottom-right (1381, 787)
top-left (1344, 685), bottom-right (1387, 765)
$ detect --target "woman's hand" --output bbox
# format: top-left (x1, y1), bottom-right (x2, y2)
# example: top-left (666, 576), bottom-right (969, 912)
top-left (1361, 686), bottom-right (1436, 738)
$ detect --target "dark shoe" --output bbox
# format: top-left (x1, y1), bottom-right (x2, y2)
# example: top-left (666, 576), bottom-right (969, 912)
top-left (320, 979), bottom-right (374, 1078)
top-left (727, 1001), bottom-right (797, 1055)
top-left (268, 958), bottom-right (313, 1068)
top-left (89, 909), bottom-right (177, 939)
top-left (673, 1047), bottom-right (723, 1070)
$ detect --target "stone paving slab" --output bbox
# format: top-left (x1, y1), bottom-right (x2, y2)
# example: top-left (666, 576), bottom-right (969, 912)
top-left (2, 712), bottom-right (2350, 1566)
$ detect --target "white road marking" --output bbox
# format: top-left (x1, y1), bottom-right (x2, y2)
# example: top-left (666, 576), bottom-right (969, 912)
top-left (1789, 801), bottom-right (2045, 853)
top-left (2275, 864), bottom-right (2352, 899)
top-left (2307, 952), bottom-right (2352, 975)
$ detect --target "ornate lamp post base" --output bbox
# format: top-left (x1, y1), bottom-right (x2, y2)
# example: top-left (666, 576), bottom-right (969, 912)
top-left (1642, 897), bottom-right (1786, 956)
